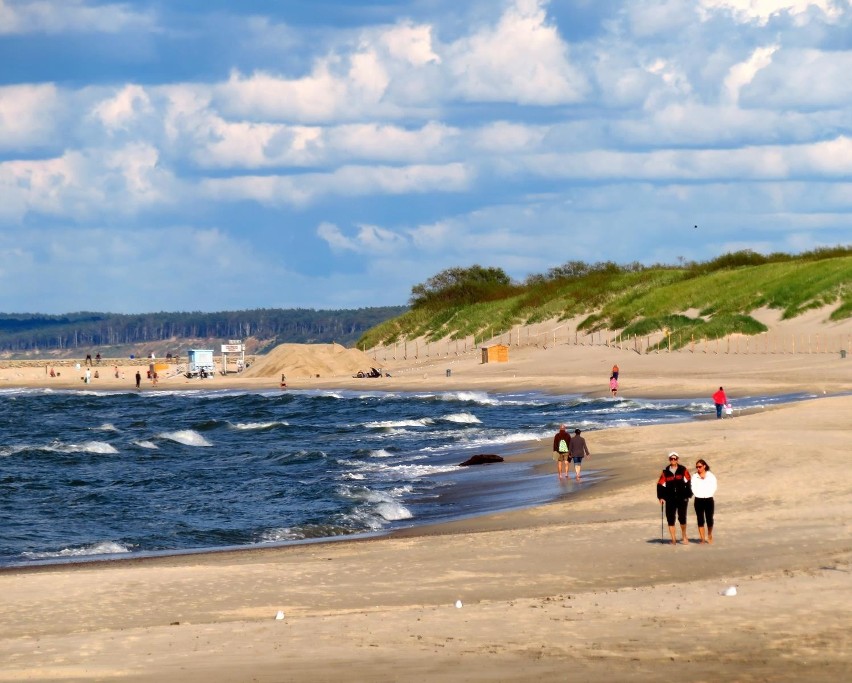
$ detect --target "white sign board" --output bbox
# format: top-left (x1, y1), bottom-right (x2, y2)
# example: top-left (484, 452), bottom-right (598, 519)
top-left (221, 344), bottom-right (243, 353)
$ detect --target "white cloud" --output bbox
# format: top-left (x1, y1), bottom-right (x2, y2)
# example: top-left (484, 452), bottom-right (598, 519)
top-left (317, 221), bottom-right (408, 254)
top-left (0, 0), bottom-right (154, 35)
top-left (90, 84), bottom-right (154, 132)
top-left (699, 0), bottom-right (845, 25)
top-left (379, 21), bottom-right (440, 66)
top-left (316, 222), bottom-right (353, 251)
top-left (197, 120), bottom-right (459, 169)
top-left (215, 53), bottom-right (392, 124)
top-left (593, 53), bottom-right (659, 107)
top-left (408, 220), bottom-right (454, 250)
top-left (0, 143), bottom-right (176, 221)
top-left (201, 162), bottom-right (473, 207)
top-left (197, 119), bottom-right (325, 169)
top-left (325, 122), bottom-right (457, 162)
top-left (509, 135), bottom-right (852, 181)
top-left (742, 48), bottom-right (852, 108)
top-left (626, 0), bottom-right (698, 37)
top-left (643, 58), bottom-right (693, 101)
top-left (0, 83), bottom-right (61, 149)
top-left (471, 121), bottom-right (547, 153)
top-left (445, 0), bottom-right (587, 104)
top-left (723, 45), bottom-right (778, 104)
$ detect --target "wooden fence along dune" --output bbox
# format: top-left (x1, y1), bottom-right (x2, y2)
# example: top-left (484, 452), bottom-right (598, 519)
top-left (366, 320), bottom-right (851, 362)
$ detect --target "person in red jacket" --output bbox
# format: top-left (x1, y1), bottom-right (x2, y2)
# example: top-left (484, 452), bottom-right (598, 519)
top-left (657, 452), bottom-right (692, 545)
top-left (712, 386), bottom-right (727, 419)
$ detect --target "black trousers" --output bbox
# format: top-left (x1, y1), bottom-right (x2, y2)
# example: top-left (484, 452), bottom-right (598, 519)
top-left (694, 497), bottom-right (715, 528)
top-left (665, 498), bottom-right (689, 526)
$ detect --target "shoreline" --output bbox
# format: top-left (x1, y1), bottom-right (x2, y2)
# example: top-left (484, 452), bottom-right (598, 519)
top-left (0, 343), bottom-right (850, 681)
top-left (0, 388), bottom-right (817, 574)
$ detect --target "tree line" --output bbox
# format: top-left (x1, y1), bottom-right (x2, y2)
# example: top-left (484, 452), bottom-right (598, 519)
top-left (0, 307), bottom-right (408, 353)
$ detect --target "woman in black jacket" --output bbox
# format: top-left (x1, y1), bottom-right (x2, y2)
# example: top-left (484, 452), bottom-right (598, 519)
top-left (657, 451), bottom-right (692, 545)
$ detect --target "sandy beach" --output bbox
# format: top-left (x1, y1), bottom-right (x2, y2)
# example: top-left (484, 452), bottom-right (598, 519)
top-left (0, 314), bottom-right (850, 681)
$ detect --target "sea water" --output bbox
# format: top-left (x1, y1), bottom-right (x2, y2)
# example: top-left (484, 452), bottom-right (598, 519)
top-left (0, 387), bottom-right (811, 567)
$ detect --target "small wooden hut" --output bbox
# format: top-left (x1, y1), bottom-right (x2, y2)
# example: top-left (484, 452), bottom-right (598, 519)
top-left (481, 344), bottom-right (509, 363)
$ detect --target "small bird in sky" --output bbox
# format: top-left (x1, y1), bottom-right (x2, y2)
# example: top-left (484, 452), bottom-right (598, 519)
top-left (694, 225), bottom-right (698, 229)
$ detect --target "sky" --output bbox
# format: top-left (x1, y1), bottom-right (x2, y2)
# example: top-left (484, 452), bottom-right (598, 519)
top-left (1, 0), bottom-right (850, 314)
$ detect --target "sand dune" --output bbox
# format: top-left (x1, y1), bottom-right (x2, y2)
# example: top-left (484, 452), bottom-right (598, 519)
top-left (241, 342), bottom-right (377, 379)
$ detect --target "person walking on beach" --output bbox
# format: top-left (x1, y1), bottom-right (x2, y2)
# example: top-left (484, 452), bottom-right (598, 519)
top-left (712, 387), bottom-right (728, 419)
top-left (692, 459), bottom-right (717, 544)
top-left (657, 452), bottom-right (692, 545)
top-left (552, 424), bottom-right (571, 480)
top-left (135, 370), bottom-right (141, 390)
top-left (568, 428), bottom-right (590, 482)
top-left (609, 375), bottom-right (618, 397)
top-left (611, 364), bottom-right (619, 380)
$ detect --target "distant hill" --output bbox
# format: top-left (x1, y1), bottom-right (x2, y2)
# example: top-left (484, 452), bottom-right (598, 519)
top-left (0, 307), bottom-right (407, 360)
top-left (357, 248), bottom-right (851, 351)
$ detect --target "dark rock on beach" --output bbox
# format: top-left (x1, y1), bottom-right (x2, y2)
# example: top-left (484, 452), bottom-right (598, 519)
top-left (458, 454), bottom-right (504, 466)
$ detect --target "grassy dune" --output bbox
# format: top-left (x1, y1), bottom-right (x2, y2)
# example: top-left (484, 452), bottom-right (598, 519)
top-left (358, 250), bottom-right (852, 351)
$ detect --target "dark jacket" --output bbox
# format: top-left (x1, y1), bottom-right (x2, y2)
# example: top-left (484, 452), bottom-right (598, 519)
top-left (568, 435), bottom-right (589, 459)
top-left (657, 465), bottom-right (692, 501)
top-left (553, 430), bottom-right (571, 453)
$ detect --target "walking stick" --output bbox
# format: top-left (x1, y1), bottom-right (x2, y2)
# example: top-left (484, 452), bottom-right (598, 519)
top-left (660, 502), bottom-right (664, 544)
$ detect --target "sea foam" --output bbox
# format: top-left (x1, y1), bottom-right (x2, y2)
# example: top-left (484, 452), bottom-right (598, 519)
top-left (231, 421), bottom-right (288, 430)
top-left (22, 541), bottom-right (132, 560)
top-left (443, 412), bottom-right (481, 424)
top-left (158, 430), bottom-right (213, 447)
top-left (46, 441), bottom-right (119, 455)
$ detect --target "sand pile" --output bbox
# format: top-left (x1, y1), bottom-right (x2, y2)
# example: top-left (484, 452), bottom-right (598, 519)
top-left (241, 343), bottom-right (378, 379)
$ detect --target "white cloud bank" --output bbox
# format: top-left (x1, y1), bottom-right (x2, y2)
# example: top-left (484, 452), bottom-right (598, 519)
top-left (0, 0), bottom-right (849, 312)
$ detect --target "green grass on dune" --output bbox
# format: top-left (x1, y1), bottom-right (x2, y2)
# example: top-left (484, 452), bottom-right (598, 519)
top-left (357, 250), bottom-right (852, 352)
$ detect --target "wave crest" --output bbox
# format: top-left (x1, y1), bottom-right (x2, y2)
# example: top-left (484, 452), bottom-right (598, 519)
top-left (158, 430), bottom-right (213, 447)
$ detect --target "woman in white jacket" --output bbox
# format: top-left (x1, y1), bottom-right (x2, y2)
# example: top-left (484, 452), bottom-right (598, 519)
top-left (692, 459), bottom-right (717, 544)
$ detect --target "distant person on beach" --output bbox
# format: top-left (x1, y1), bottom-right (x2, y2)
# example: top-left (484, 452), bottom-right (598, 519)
top-left (609, 375), bottom-right (618, 397)
top-left (135, 371), bottom-right (141, 390)
top-left (657, 452), bottom-right (692, 545)
top-left (611, 364), bottom-right (619, 380)
top-left (568, 428), bottom-right (590, 482)
top-left (552, 424), bottom-right (571, 480)
top-left (712, 387), bottom-right (728, 419)
top-left (85, 354), bottom-right (92, 367)
top-left (692, 459), bottom-right (717, 544)
top-left (95, 352), bottom-right (101, 365)
top-left (84, 368), bottom-right (91, 384)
